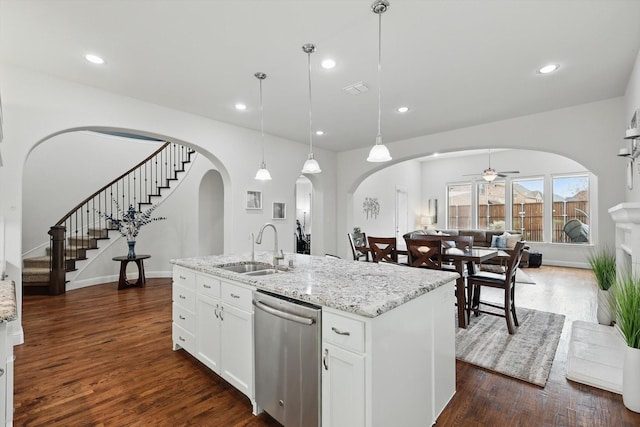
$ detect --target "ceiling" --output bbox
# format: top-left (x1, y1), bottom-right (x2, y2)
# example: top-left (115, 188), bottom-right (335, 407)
top-left (1, 0), bottom-right (639, 153)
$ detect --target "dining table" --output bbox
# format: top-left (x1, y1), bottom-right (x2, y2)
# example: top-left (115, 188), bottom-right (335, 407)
top-left (441, 247), bottom-right (509, 328)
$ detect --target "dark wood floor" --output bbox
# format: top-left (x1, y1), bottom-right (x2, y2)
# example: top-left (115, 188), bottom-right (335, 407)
top-left (13, 267), bottom-right (640, 426)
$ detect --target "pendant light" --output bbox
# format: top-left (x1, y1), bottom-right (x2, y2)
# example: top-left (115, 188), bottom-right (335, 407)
top-left (301, 43), bottom-right (322, 174)
top-left (367, 0), bottom-right (392, 163)
top-left (254, 72), bottom-right (272, 180)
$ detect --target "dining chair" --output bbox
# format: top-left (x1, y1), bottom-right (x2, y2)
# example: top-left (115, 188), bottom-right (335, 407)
top-left (348, 232), bottom-right (369, 261)
top-left (420, 235), bottom-right (474, 271)
top-left (466, 240), bottom-right (526, 334)
top-left (404, 237), bottom-right (442, 269)
top-left (367, 236), bottom-right (398, 263)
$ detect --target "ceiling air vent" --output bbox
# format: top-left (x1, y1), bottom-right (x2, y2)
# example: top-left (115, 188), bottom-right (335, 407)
top-left (343, 82), bottom-right (369, 95)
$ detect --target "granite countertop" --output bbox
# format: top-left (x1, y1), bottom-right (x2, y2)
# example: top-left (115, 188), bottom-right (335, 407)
top-left (0, 280), bottom-right (17, 323)
top-left (171, 252), bottom-right (458, 318)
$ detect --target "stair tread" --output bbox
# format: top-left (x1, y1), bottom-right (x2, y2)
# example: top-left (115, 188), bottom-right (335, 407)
top-left (23, 267), bottom-right (50, 273)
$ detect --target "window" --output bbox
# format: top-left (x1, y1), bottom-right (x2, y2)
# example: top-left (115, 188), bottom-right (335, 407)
top-left (477, 182), bottom-right (505, 230)
top-left (512, 178), bottom-right (544, 242)
top-left (447, 184), bottom-right (471, 229)
top-left (552, 175), bottom-right (589, 243)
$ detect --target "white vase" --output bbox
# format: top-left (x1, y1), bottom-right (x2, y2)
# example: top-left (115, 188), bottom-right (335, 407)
top-left (623, 346), bottom-right (640, 413)
top-left (596, 288), bottom-right (613, 326)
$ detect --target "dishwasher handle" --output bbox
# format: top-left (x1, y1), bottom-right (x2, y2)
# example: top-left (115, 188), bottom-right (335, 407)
top-left (253, 300), bottom-right (316, 325)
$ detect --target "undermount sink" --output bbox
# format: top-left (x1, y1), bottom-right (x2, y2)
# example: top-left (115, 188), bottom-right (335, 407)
top-left (218, 262), bottom-right (273, 273)
top-left (244, 268), bottom-right (279, 276)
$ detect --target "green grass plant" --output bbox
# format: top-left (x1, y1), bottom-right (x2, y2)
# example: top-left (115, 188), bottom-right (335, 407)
top-left (588, 247), bottom-right (617, 291)
top-left (613, 275), bottom-right (640, 349)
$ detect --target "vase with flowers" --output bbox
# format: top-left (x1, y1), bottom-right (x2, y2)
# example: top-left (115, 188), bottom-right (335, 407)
top-left (99, 200), bottom-right (166, 258)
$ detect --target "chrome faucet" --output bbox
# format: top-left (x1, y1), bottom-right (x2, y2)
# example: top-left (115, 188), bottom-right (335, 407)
top-left (250, 232), bottom-right (255, 263)
top-left (256, 223), bottom-right (284, 270)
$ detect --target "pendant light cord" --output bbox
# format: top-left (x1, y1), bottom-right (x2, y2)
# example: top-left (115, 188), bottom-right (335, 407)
top-left (377, 10), bottom-right (382, 140)
top-left (259, 77), bottom-right (265, 164)
top-left (307, 49), bottom-right (314, 155)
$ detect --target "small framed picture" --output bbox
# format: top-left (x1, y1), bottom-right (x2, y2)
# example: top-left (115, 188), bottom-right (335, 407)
top-left (246, 191), bottom-right (262, 210)
top-left (272, 202), bottom-right (286, 220)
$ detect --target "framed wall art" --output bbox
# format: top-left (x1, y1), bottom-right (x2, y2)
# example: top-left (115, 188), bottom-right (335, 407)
top-left (272, 202), bottom-right (286, 220)
top-left (246, 190), bottom-right (262, 210)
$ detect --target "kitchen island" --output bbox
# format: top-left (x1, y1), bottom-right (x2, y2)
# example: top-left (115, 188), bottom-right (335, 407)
top-left (0, 280), bottom-right (17, 427)
top-left (171, 252), bottom-right (458, 427)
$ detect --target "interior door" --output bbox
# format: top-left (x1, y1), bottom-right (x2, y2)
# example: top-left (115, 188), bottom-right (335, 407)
top-left (395, 186), bottom-right (408, 250)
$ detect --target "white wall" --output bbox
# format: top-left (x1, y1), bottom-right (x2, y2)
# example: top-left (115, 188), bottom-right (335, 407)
top-left (625, 49), bottom-right (640, 202)
top-left (22, 131), bottom-right (163, 255)
top-left (337, 98), bottom-right (626, 262)
top-left (352, 160), bottom-right (421, 240)
top-left (0, 64), bottom-right (337, 339)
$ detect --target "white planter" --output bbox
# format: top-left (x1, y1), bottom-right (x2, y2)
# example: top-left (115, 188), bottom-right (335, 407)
top-left (596, 288), bottom-right (613, 326)
top-left (623, 346), bottom-right (640, 413)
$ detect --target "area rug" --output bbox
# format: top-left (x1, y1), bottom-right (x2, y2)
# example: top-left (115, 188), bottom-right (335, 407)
top-left (456, 307), bottom-right (565, 387)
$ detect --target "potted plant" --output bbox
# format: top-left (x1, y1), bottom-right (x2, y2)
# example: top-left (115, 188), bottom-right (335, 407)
top-left (612, 274), bottom-right (640, 412)
top-left (588, 247), bottom-right (616, 325)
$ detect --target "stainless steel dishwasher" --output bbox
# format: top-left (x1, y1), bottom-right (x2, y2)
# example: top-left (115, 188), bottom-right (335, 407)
top-left (253, 290), bottom-right (321, 427)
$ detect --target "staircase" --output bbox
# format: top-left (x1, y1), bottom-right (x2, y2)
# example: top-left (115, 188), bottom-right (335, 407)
top-left (22, 141), bottom-right (196, 295)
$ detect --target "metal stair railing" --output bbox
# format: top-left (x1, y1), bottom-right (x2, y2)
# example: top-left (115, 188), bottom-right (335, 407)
top-left (48, 141), bottom-right (195, 295)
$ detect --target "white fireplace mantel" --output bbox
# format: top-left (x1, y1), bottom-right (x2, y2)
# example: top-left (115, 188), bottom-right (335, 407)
top-left (608, 202), bottom-right (640, 276)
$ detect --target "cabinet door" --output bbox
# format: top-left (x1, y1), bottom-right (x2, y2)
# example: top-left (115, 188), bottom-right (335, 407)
top-left (322, 342), bottom-right (365, 427)
top-left (220, 303), bottom-right (253, 398)
top-left (196, 296), bottom-right (221, 374)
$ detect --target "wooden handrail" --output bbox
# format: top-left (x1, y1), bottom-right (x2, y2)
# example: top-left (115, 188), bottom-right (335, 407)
top-left (46, 140), bottom-right (195, 295)
top-left (54, 142), bottom-right (170, 227)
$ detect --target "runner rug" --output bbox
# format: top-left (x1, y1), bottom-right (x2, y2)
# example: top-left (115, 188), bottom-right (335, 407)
top-left (456, 307), bottom-right (565, 387)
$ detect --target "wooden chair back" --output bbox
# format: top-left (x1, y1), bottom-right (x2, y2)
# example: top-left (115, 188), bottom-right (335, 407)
top-left (367, 236), bottom-right (398, 263)
top-left (468, 240), bottom-right (527, 334)
top-left (348, 232), bottom-right (369, 261)
top-left (404, 237), bottom-right (442, 269)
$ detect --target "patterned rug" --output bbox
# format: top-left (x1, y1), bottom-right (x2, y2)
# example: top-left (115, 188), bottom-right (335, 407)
top-left (456, 307), bottom-right (565, 387)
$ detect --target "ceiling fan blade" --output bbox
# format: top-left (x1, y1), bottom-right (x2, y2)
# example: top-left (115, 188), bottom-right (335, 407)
top-left (497, 170), bottom-right (520, 174)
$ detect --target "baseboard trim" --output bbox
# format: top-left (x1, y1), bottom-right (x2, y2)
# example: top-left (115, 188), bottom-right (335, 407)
top-left (68, 270), bottom-right (172, 291)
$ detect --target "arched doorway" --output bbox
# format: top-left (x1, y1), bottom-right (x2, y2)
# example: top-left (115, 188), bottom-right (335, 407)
top-left (295, 175), bottom-right (312, 254)
top-left (198, 170), bottom-right (224, 255)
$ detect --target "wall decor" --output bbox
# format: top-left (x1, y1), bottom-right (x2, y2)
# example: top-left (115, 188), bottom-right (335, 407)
top-left (246, 190), bottom-right (262, 210)
top-left (272, 202), bottom-right (286, 220)
top-left (363, 197), bottom-right (380, 220)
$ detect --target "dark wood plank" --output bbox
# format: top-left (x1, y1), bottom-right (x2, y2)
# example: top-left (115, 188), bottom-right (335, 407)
top-left (13, 267), bottom-right (640, 426)
top-left (14, 278), bottom-right (280, 426)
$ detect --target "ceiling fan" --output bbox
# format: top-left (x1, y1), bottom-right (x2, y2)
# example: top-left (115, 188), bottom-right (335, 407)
top-left (463, 149), bottom-right (520, 182)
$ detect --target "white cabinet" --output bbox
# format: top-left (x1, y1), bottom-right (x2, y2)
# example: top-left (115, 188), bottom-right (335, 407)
top-left (321, 342), bottom-right (365, 427)
top-left (219, 302), bottom-right (253, 397)
top-left (0, 320), bottom-right (6, 427)
top-left (196, 294), bottom-right (222, 373)
top-left (172, 267), bottom-right (196, 354)
top-left (172, 266), bottom-right (255, 410)
top-left (321, 282), bottom-right (456, 427)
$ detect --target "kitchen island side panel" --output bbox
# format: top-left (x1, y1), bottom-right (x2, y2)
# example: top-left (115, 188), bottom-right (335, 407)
top-left (369, 281), bottom-right (456, 427)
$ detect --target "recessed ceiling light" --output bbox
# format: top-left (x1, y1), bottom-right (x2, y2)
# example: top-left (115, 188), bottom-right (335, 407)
top-left (85, 54), bottom-right (105, 65)
top-left (538, 64), bottom-right (559, 74)
top-left (397, 106), bottom-right (409, 113)
top-left (234, 103), bottom-right (247, 111)
top-left (321, 59), bottom-right (336, 69)
top-left (315, 130), bottom-right (324, 136)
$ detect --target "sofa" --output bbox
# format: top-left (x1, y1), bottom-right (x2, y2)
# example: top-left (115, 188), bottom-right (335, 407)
top-left (403, 229), bottom-right (530, 267)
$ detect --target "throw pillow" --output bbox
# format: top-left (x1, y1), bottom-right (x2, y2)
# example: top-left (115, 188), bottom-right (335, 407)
top-left (506, 233), bottom-right (522, 249)
top-left (491, 234), bottom-right (507, 248)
